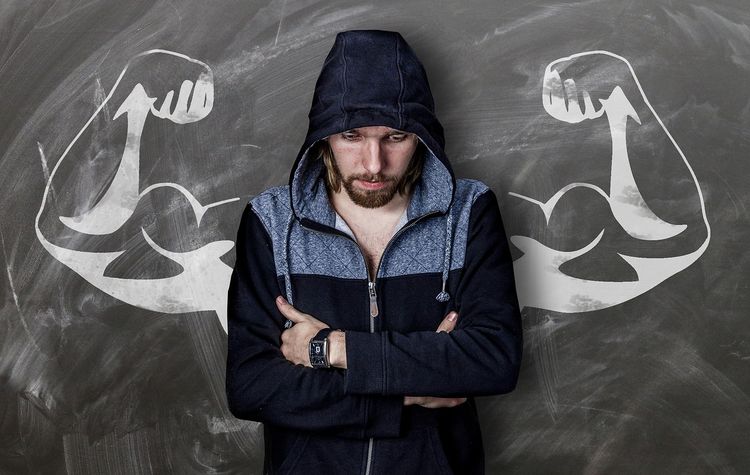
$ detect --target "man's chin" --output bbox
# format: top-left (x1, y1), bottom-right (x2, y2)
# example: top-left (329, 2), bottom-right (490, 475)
top-left (345, 184), bottom-right (398, 209)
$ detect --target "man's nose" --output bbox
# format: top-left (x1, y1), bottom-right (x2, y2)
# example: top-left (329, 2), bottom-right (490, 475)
top-left (362, 139), bottom-right (386, 175)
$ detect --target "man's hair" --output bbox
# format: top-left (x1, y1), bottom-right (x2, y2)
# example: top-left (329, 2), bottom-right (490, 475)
top-left (317, 138), bottom-right (426, 195)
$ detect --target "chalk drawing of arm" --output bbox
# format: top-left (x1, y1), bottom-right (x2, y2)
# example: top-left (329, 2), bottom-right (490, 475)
top-left (509, 51), bottom-right (711, 313)
top-left (35, 50), bottom-right (238, 332)
top-left (59, 50), bottom-right (216, 233)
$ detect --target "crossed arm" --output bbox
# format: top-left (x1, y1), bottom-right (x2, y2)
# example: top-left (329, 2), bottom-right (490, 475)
top-left (274, 294), bottom-right (467, 408)
top-left (225, 191), bottom-right (522, 438)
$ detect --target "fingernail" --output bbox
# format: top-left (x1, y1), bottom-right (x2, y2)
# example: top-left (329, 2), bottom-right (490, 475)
top-left (277, 296), bottom-right (286, 305)
top-left (447, 312), bottom-right (457, 322)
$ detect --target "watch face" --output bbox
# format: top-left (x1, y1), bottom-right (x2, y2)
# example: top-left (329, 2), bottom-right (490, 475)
top-left (310, 340), bottom-right (328, 368)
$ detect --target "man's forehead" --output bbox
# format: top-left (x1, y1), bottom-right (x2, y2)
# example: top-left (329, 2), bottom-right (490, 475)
top-left (343, 126), bottom-right (410, 135)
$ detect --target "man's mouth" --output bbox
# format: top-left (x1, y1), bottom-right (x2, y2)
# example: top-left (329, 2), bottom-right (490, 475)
top-left (356, 179), bottom-right (388, 190)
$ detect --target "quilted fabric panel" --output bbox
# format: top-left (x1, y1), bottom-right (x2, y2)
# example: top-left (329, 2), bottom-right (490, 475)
top-left (378, 179), bottom-right (488, 278)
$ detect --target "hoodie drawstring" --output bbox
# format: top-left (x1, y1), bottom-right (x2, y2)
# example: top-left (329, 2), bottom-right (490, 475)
top-left (283, 212), bottom-right (295, 329)
top-left (435, 210), bottom-right (453, 302)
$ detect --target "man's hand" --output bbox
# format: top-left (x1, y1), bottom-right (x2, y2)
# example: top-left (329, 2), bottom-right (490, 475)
top-left (403, 395), bottom-right (467, 408)
top-left (276, 296), bottom-right (329, 367)
top-left (404, 310), bottom-right (468, 408)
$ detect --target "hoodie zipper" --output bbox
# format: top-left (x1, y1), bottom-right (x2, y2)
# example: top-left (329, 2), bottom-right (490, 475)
top-left (365, 212), bottom-right (441, 475)
top-left (299, 210), bottom-right (441, 475)
top-left (364, 210), bottom-right (440, 326)
top-left (362, 215), bottom-right (435, 475)
top-left (368, 281), bottom-right (379, 320)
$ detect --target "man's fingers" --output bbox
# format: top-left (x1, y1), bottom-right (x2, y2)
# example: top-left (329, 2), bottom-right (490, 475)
top-left (411, 396), bottom-right (467, 408)
top-left (435, 311), bottom-right (458, 333)
top-left (436, 311), bottom-right (458, 332)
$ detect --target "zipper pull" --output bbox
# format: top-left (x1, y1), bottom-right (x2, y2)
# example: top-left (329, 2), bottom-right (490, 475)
top-left (368, 281), bottom-right (379, 318)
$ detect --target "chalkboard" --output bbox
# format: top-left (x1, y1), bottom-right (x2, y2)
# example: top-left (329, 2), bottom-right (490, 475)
top-left (1, 0), bottom-right (749, 473)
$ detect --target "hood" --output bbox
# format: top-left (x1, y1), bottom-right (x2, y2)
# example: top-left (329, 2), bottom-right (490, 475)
top-left (287, 29), bottom-right (456, 228)
top-left (279, 30), bottom-right (456, 313)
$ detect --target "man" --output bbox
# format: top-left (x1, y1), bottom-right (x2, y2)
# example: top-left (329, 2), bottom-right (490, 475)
top-left (226, 29), bottom-right (522, 474)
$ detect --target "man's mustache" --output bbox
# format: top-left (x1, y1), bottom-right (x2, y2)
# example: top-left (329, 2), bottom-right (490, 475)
top-left (347, 174), bottom-right (397, 184)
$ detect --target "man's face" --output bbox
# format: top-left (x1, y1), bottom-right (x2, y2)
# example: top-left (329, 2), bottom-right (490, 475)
top-left (326, 125), bottom-right (418, 209)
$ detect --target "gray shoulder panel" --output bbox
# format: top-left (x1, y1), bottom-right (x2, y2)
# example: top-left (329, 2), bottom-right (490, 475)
top-left (250, 185), bottom-right (291, 247)
top-left (250, 185), bottom-right (367, 280)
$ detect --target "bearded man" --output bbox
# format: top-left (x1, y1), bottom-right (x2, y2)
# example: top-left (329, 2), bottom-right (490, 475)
top-left (226, 29), bottom-right (522, 475)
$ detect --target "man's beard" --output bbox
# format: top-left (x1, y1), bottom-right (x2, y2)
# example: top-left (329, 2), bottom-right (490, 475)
top-left (329, 157), bottom-right (410, 209)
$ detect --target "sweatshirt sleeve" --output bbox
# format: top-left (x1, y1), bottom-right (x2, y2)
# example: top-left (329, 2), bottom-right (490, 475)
top-left (343, 189), bottom-right (523, 397)
top-left (225, 203), bottom-right (404, 438)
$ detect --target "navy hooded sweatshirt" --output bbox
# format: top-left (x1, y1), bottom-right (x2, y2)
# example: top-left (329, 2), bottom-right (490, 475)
top-left (226, 30), bottom-right (523, 475)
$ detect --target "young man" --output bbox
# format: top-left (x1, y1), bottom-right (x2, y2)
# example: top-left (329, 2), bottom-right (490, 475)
top-left (226, 30), bottom-right (522, 474)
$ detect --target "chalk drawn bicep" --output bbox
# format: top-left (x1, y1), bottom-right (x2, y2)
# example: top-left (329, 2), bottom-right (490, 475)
top-left (36, 49), bottom-right (235, 333)
top-left (510, 51), bottom-right (711, 313)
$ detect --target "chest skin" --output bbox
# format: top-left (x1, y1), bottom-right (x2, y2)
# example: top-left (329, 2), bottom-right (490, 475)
top-left (347, 219), bottom-right (401, 279)
top-left (357, 233), bottom-right (389, 278)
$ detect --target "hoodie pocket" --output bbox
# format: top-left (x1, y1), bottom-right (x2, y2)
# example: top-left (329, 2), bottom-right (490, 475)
top-left (426, 426), bottom-right (454, 475)
top-left (373, 426), bottom-right (453, 475)
top-left (277, 432), bottom-right (370, 474)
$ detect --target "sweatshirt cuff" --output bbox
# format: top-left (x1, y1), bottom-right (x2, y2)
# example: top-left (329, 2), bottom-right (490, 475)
top-left (344, 330), bottom-right (387, 395)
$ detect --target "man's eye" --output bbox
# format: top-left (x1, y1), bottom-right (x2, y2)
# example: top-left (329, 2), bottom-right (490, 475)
top-left (342, 133), bottom-right (360, 141)
top-left (387, 134), bottom-right (408, 142)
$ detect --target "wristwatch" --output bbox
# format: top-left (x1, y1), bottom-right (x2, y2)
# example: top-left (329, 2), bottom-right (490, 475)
top-left (309, 328), bottom-right (335, 369)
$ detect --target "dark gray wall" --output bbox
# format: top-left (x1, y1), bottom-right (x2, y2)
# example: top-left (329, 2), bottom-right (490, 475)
top-left (2, 0), bottom-right (749, 473)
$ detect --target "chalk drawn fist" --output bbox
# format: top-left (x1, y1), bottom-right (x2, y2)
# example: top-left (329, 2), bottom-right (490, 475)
top-left (114, 49), bottom-right (214, 124)
top-left (149, 72), bottom-right (213, 123)
top-left (542, 51), bottom-right (637, 124)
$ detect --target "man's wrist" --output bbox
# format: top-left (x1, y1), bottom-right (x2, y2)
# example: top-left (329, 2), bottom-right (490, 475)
top-left (328, 330), bottom-right (347, 368)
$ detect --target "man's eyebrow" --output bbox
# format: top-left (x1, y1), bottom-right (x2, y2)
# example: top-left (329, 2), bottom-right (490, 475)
top-left (341, 128), bottom-right (409, 135)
